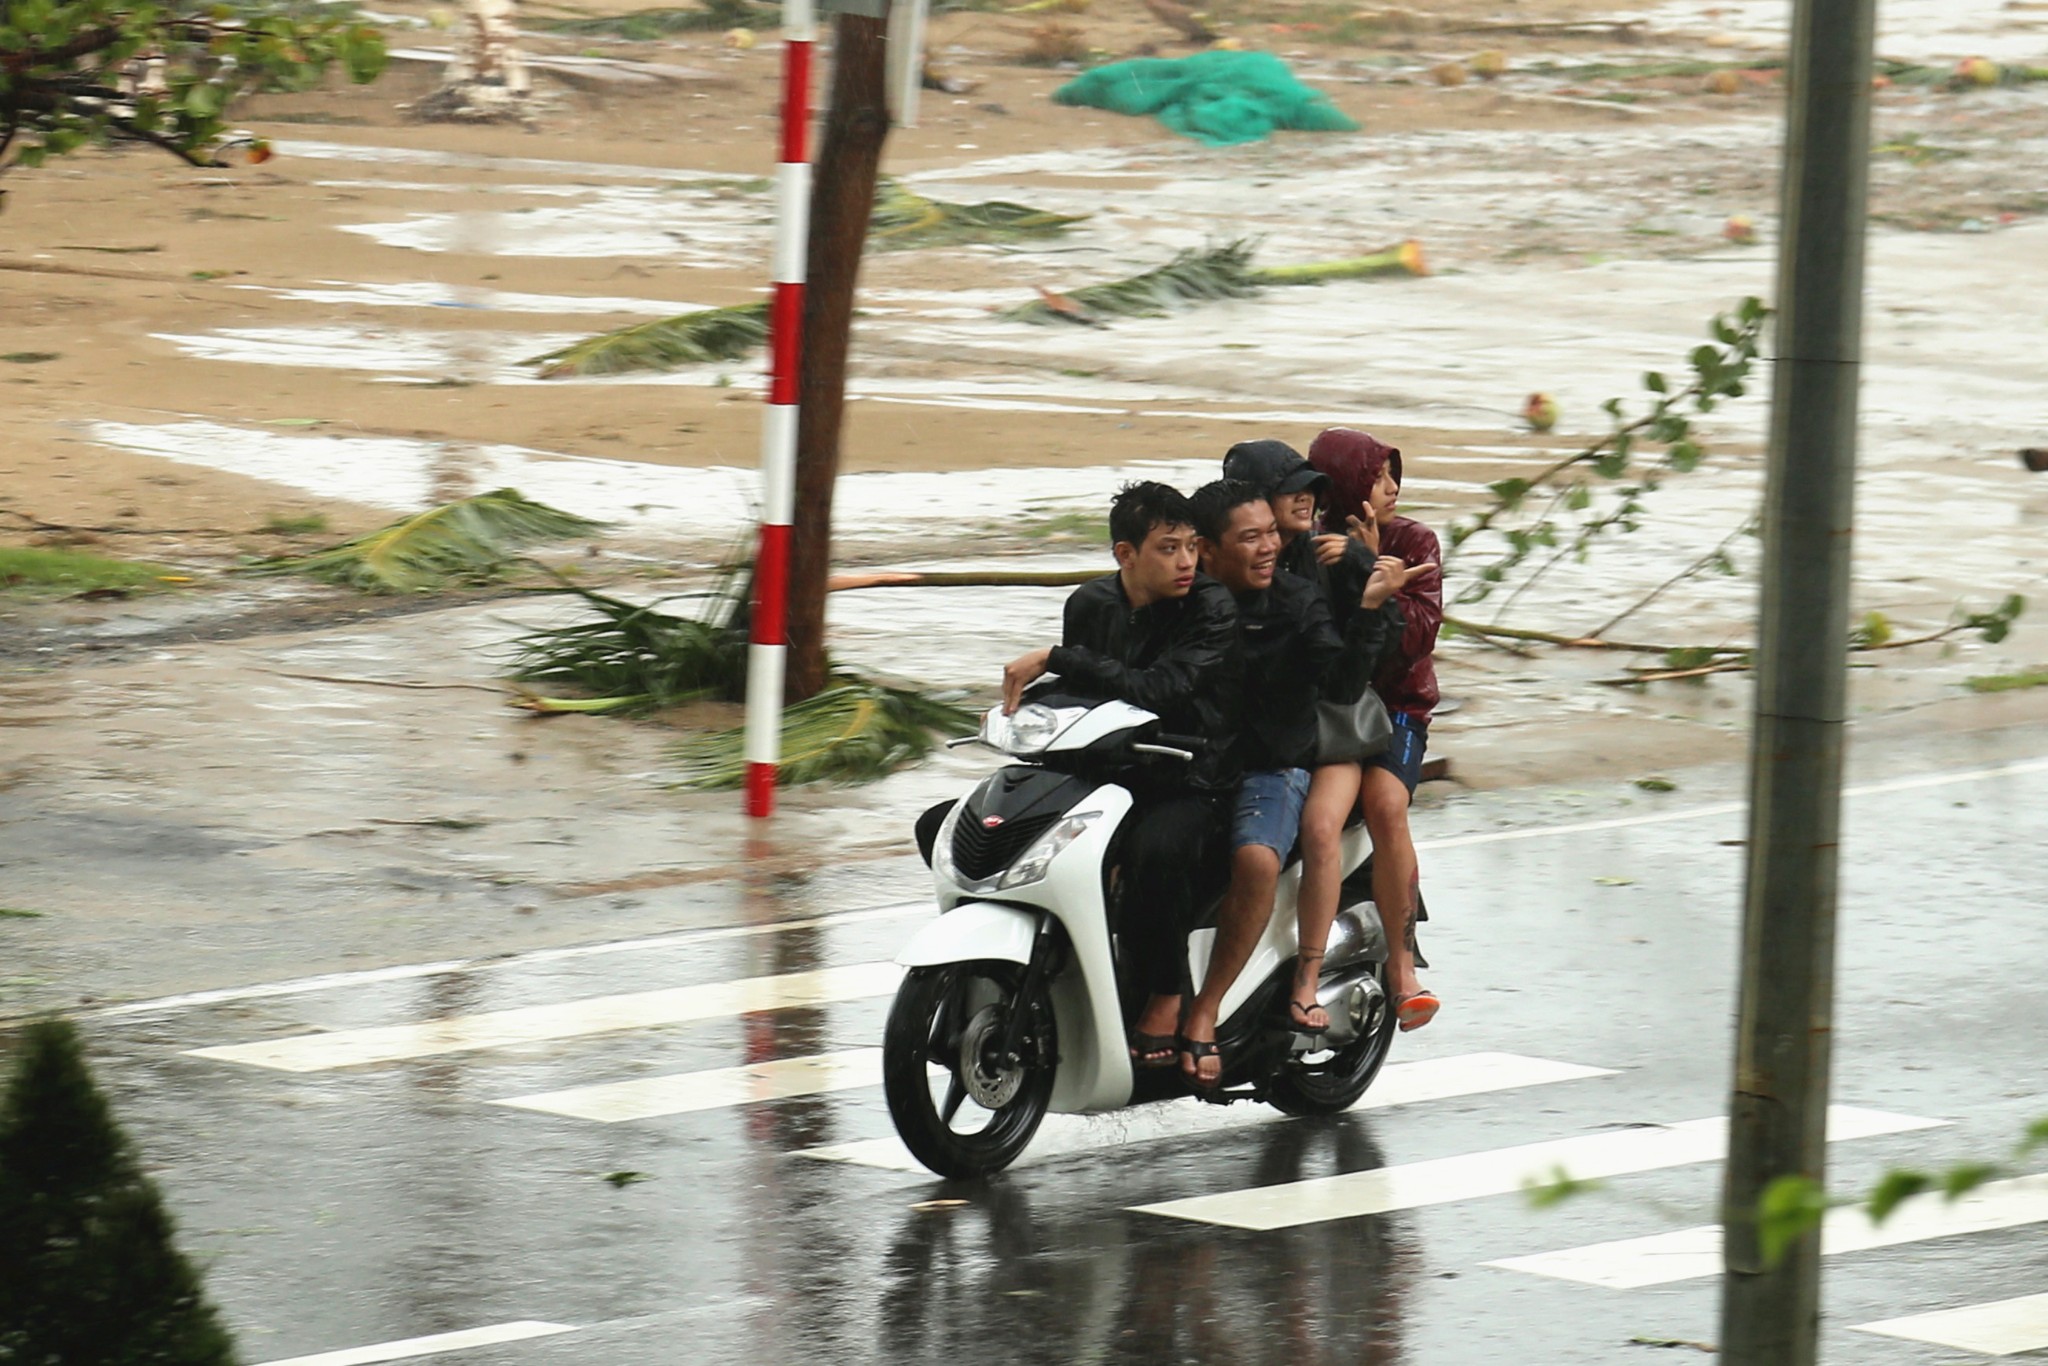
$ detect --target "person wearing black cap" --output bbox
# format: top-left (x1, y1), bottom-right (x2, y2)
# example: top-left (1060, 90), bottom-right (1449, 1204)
top-left (1216, 440), bottom-right (1422, 1044)
top-left (1175, 478), bottom-right (1418, 1087)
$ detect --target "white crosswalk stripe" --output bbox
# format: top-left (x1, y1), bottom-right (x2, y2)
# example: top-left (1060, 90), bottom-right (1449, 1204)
top-left (255, 1321), bottom-right (576, 1366)
top-left (1130, 1106), bottom-right (1944, 1230)
top-left (1488, 1172), bottom-right (2048, 1288)
top-left (495, 1048), bottom-right (886, 1121)
top-left (184, 962), bottom-right (903, 1072)
top-left (797, 1052), bottom-right (1617, 1171)
top-left (1856, 1290), bottom-right (2048, 1356)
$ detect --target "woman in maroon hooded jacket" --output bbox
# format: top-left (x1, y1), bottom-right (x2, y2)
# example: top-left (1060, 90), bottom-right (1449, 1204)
top-left (1304, 427), bottom-right (1443, 1031)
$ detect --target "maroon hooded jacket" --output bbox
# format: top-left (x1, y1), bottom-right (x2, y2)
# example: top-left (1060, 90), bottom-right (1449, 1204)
top-left (1306, 427), bottom-right (1442, 723)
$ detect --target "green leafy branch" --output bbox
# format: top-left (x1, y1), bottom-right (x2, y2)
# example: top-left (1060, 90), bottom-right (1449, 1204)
top-left (1, 0), bottom-right (387, 173)
top-left (1755, 1116), bottom-right (2048, 1268)
top-left (1445, 296), bottom-right (1771, 610)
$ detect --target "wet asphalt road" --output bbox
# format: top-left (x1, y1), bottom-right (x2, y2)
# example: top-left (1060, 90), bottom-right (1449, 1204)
top-left (40, 742), bottom-right (2048, 1366)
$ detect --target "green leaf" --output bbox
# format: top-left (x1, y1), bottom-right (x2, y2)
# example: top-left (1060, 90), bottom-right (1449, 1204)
top-left (246, 489), bottom-right (605, 592)
top-left (1758, 1174), bottom-right (1828, 1267)
top-left (1566, 484), bottom-right (1592, 511)
top-left (1668, 440), bottom-right (1703, 472)
top-left (1488, 477), bottom-right (1532, 509)
top-left (1849, 610), bottom-right (1892, 648)
top-left (2019, 1117), bottom-right (2048, 1155)
top-left (1006, 240), bottom-right (1263, 324)
top-left (528, 303), bottom-right (769, 378)
top-left (1643, 370), bottom-right (1668, 394)
top-left (1867, 1170), bottom-right (1932, 1223)
top-left (673, 679), bottom-right (976, 789)
top-left (1941, 1162), bottom-right (2001, 1201)
top-left (1523, 1165), bottom-right (1603, 1209)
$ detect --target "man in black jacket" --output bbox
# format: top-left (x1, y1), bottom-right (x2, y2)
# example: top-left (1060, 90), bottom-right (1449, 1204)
top-left (1175, 479), bottom-right (1404, 1086)
top-left (1221, 438), bottom-right (1377, 628)
top-left (999, 481), bottom-right (1242, 1067)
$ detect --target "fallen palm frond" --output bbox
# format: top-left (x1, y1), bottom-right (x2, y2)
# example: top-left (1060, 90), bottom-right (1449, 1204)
top-left (1249, 239), bottom-right (1428, 285)
top-left (1005, 238), bottom-right (1426, 324)
top-left (870, 178), bottom-right (1087, 250)
top-left (246, 490), bottom-right (604, 593)
top-left (1005, 241), bottom-right (1262, 322)
top-left (672, 677), bottom-right (976, 788)
top-left (541, 0), bottom-right (778, 39)
top-left (527, 302), bottom-right (769, 379)
top-left (507, 570), bottom-right (747, 714)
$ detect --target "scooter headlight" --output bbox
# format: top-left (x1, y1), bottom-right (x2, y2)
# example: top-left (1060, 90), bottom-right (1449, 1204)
top-left (998, 812), bottom-right (1099, 890)
top-left (1003, 703), bottom-right (1061, 754)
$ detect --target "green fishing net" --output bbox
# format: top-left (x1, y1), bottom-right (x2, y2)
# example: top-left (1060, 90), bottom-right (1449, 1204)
top-left (1053, 50), bottom-right (1360, 146)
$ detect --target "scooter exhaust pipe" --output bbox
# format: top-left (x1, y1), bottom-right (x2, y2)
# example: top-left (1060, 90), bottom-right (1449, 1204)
top-left (1316, 968), bottom-right (1386, 1048)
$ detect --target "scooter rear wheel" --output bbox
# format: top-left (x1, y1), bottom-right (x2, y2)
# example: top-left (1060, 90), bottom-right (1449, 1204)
top-left (1266, 967), bottom-right (1397, 1116)
top-left (883, 961), bottom-right (1056, 1179)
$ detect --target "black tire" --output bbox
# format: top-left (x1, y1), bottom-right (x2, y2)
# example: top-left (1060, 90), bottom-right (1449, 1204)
top-left (1266, 965), bottom-right (1398, 1116)
top-left (883, 961), bottom-right (1056, 1179)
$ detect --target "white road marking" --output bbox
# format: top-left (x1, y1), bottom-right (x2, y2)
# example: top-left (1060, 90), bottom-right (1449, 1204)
top-left (1856, 1289), bottom-right (2048, 1356)
top-left (84, 753), bottom-right (2048, 1025)
top-left (796, 1052), bottom-right (1617, 1172)
top-left (496, 1048), bottom-right (886, 1121)
top-left (255, 1321), bottom-right (575, 1366)
top-left (1488, 1172), bottom-right (2048, 1289)
top-left (1130, 1106), bottom-right (1943, 1230)
top-left (88, 902), bottom-right (926, 1020)
top-left (184, 963), bottom-right (904, 1072)
top-left (1416, 755), bottom-right (2048, 853)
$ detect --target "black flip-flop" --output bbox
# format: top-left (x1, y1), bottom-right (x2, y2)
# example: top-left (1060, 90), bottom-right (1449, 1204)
top-left (1179, 1034), bottom-right (1223, 1089)
top-left (1128, 1030), bottom-right (1178, 1069)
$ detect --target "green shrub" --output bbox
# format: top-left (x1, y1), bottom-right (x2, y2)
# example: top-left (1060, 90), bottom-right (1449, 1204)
top-left (0, 1019), bottom-right (237, 1364)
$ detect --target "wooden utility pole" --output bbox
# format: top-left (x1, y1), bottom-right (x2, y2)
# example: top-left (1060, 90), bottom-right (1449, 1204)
top-left (1719, 0), bottom-right (1877, 1360)
top-left (785, 6), bottom-right (892, 702)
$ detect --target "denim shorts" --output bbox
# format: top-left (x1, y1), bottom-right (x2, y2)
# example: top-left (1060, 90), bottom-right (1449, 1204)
top-left (1363, 713), bottom-right (1429, 795)
top-left (1232, 767), bottom-right (1311, 856)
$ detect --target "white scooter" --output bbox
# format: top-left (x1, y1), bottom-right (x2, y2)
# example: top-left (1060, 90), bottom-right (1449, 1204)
top-left (883, 691), bottom-right (1403, 1179)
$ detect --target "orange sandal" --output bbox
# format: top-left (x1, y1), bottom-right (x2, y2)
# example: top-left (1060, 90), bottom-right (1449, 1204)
top-left (1395, 991), bottom-right (1439, 1033)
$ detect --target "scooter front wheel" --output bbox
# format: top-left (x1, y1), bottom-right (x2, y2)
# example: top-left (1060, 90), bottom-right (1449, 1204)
top-left (883, 961), bottom-right (1056, 1179)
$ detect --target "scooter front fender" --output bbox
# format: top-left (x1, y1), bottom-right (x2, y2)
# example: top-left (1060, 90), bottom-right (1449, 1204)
top-left (896, 901), bottom-right (1039, 968)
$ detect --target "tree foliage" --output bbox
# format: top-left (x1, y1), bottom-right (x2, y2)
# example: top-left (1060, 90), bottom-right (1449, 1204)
top-left (1446, 296), bottom-right (1771, 611)
top-left (0, 0), bottom-right (386, 175)
top-left (0, 1018), bottom-right (237, 1364)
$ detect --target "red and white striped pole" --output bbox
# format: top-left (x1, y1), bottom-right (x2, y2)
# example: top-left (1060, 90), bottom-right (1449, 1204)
top-left (743, 0), bottom-right (816, 818)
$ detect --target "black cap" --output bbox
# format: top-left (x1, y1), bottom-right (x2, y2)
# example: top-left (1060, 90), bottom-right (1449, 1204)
top-left (1222, 439), bottom-right (1331, 499)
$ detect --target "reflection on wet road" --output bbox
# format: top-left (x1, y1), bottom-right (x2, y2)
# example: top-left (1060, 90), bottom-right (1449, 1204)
top-left (54, 752), bottom-right (2048, 1364)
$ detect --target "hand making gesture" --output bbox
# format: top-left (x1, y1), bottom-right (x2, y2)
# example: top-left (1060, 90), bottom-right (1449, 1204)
top-left (1360, 554), bottom-right (1437, 610)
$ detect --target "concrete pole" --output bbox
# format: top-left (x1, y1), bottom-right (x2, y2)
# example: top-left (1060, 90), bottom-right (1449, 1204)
top-left (1718, 0), bottom-right (1877, 1361)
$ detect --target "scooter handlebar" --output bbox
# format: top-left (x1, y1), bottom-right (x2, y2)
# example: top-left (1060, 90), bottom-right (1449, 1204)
top-left (1129, 742), bottom-right (1195, 762)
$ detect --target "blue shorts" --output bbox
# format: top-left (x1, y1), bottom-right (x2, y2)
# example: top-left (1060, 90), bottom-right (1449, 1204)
top-left (1363, 714), bottom-right (1429, 795)
top-left (1232, 767), bottom-right (1311, 856)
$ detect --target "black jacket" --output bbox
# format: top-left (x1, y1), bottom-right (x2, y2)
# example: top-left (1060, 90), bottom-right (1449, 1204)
top-left (1276, 532), bottom-right (1376, 631)
top-left (1048, 572), bottom-right (1242, 790)
top-left (1232, 569), bottom-right (1400, 773)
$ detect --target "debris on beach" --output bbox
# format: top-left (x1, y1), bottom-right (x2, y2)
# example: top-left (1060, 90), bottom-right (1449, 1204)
top-left (246, 489), bottom-right (602, 592)
top-left (1052, 50), bottom-right (1357, 146)
top-left (1005, 238), bottom-right (1426, 325)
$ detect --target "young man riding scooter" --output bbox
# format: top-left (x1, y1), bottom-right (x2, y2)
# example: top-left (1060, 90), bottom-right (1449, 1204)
top-left (1176, 479), bottom-right (1425, 1087)
top-left (990, 481), bottom-right (1244, 1070)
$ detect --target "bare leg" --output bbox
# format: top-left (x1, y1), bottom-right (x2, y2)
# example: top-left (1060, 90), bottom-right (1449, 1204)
top-left (1133, 992), bottom-right (1182, 1046)
top-left (1362, 765), bottom-right (1431, 1021)
top-left (1181, 844), bottom-right (1281, 1084)
top-left (1293, 762), bottom-right (1363, 1030)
